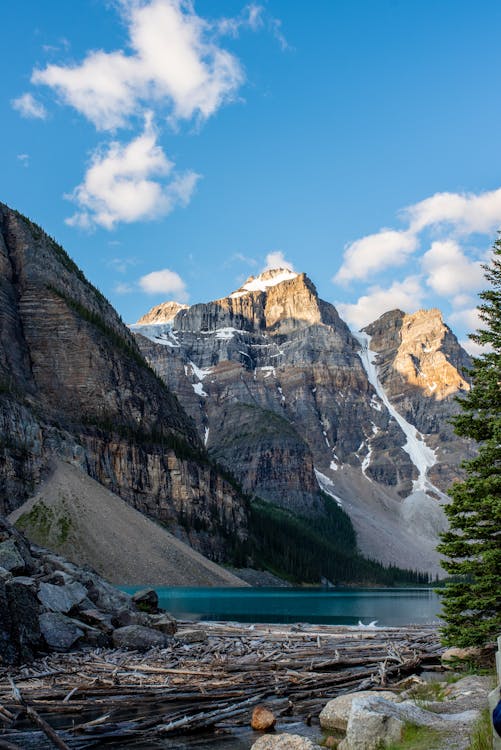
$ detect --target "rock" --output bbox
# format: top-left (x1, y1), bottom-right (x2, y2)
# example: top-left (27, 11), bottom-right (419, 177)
top-left (6, 577), bottom-right (42, 662)
top-left (38, 581), bottom-right (88, 613)
top-left (251, 705), bottom-right (276, 731)
top-left (84, 575), bottom-right (133, 613)
top-left (112, 608), bottom-right (151, 628)
top-left (112, 625), bottom-right (170, 651)
top-left (342, 695), bottom-right (480, 750)
top-left (132, 588), bottom-right (159, 613)
top-left (319, 690), bottom-right (398, 731)
top-left (78, 609), bottom-right (114, 634)
top-left (39, 612), bottom-right (84, 650)
top-left (324, 738), bottom-right (339, 749)
top-left (441, 646), bottom-right (485, 666)
top-left (251, 734), bottom-right (317, 750)
top-left (0, 540), bottom-right (25, 573)
top-left (173, 628), bottom-right (207, 644)
top-left (149, 613), bottom-right (177, 635)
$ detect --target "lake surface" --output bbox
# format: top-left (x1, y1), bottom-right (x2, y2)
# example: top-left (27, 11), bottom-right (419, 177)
top-left (123, 586), bottom-right (442, 627)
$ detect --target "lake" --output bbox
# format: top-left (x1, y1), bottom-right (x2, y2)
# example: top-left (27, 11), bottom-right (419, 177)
top-left (122, 586), bottom-right (442, 627)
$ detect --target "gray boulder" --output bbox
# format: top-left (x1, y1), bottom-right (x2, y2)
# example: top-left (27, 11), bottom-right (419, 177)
top-left (341, 695), bottom-right (479, 750)
top-left (149, 613), bottom-right (177, 635)
top-left (173, 628), bottom-right (207, 644)
top-left (319, 690), bottom-right (397, 732)
top-left (112, 624), bottom-right (170, 651)
top-left (38, 581), bottom-right (88, 613)
top-left (251, 735), bottom-right (317, 749)
top-left (0, 540), bottom-right (25, 573)
top-left (132, 588), bottom-right (159, 613)
top-left (39, 612), bottom-right (84, 650)
top-left (6, 576), bottom-right (42, 662)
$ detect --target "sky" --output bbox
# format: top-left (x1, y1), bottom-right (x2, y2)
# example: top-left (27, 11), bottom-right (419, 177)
top-left (3, 1), bottom-right (501, 353)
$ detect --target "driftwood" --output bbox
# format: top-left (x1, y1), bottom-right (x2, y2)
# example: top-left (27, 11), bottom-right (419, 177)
top-left (0, 622), bottom-right (442, 748)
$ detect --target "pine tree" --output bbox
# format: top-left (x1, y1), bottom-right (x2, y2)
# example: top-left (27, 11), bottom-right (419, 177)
top-left (437, 238), bottom-right (501, 647)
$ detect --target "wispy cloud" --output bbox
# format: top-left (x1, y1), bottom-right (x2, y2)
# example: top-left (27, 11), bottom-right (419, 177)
top-left (65, 114), bottom-right (200, 229)
top-left (138, 268), bottom-right (188, 301)
top-left (17, 154), bottom-right (30, 168)
top-left (11, 93), bottom-right (47, 119)
top-left (32, 0), bottom-right (246, 131)
top-left (107, 257), bottom-right (139, 273)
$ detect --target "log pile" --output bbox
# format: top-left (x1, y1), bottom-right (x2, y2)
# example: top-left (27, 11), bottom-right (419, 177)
top-left (0, 621), bottom-right (443, 748)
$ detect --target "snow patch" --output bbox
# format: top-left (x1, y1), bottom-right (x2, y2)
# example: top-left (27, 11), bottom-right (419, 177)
top-left (130, 322), bottom-right (180, 347)
top-left (329, 460), bottom-right (338, 471)
top-left (189, 361), bottom-right (212, 381)
top-left (314, 468), bottom-right (343, 507)
top-left (192, 382), bottom-right (207, 397)
top-left (354, 331), bottom-right (437, 493)
top-left (204, 427), bottom-right (210, 446)
top-left (230, 270), bottom-right (298, 297)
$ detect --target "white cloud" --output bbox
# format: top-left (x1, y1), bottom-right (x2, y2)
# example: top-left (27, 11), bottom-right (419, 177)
top-left (448, 306), bottom-right (482, 332)
top-left (108, 257), bottom-right (139, 273)
top-left (138, 268), bottom-right (188, 301)
top-left (263, 250), bottom-right (294, 271)
top-left (65, 114), bottom-right (200, 229)
top-left (333, 230), bottom-right (418, 284)
top-left (337, 276), bottom-right (425, 330)
top-left (421, 240), bottom-right (485, 296)
top-left (32, 0), bottom-right (245, 131)
top-left (11, 93), bottom-right (47, 119)
top-left (334, 186), bottom-right (501, 285)
top-left (405, 187), bottom-right (501, 236)
top-left (459, 338), bottom-right (491, 356)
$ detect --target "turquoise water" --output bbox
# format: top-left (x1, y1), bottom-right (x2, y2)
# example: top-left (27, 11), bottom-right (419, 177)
top-left (122, 586), bottom-right (442, 626)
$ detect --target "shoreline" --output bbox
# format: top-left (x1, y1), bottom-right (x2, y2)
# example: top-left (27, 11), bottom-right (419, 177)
top-left (0, 621), bottom-right (443, 748)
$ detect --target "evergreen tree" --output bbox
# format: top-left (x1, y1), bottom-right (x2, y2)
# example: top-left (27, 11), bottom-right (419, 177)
top-left (437, 238), bottom-right (501, 646)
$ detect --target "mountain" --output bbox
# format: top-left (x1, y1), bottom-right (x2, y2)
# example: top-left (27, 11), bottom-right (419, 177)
top-left (134, 269), bottom-right (473, 575)
top-left (0, 203), bottom-right (248, 565)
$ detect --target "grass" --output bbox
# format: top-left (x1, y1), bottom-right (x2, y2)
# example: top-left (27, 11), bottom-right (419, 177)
top-left (383, 722), bottom-right (445, 749)
top-left (466, 708), bottom-right (493, 750)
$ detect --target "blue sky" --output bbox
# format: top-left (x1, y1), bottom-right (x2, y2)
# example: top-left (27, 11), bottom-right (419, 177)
top-left (2, 1), bottom-right (501, 351)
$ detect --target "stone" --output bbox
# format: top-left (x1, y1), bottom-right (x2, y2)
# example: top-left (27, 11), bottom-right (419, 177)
top-left (132, 588), bottom-right (159, 613)
top-left (78, 609), bottom-right (114, 634)
top-left (6, 577), bottom-right (42, 662)
top-left (0, 540), bottom-right (25, 573)
top-left (319, 690), bottom-right (398, 732)
top-left (112, 608), bottom-right (151, 628)
top-left (149, 613), bottom-right (177, 635)
top-left (251, 705), bottom-right (276, 731)
top-left (342, 695), bottom-right (480, 750)
top-left (38, 581), bottom-right (88, 613)
top-left (112, 625), bottom-right (169, 651)
top-left (251, 734), bottom-right (317, 750)
top-left (324, 738), bottom-right (339, 749)
top-left (39, 612), bottom-right (84, 650)
top-left (173, 628), bottom-right (207, 644)
top-left (441, 646), bottom-right (484, 666)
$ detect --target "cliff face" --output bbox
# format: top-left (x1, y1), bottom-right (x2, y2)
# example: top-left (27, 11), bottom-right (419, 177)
top-left (135, 270), bottom-right (473, 574)
top-left (363, 309), bottom-right (474, 489)
top-left (0, 203), bottom-right (248, 559)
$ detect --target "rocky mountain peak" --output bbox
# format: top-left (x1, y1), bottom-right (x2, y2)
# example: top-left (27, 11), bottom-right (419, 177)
top-left (137, 301), bottom-right (189, 325)
top-left (365, 307), bottom-right (470, 402)
top-left (229, 267), bottom-right (298, 298)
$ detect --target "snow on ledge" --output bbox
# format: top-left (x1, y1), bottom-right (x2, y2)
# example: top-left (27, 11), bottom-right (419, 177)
top-left (230, 270), bottom-right (298, 297)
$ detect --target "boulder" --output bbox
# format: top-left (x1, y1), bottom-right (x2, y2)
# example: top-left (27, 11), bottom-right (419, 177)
top-left (441, 646), bottom-right (486, 667)
top-left (173, 628), bottom-right (207, 644)
top-left (112, 625), bottom-right (169, 651)
top-left (0, 540), bottom-right (25, 573)
top-left (78, 609), bottom-right (114, 634)
top-left (319, 690), bottom-right (398, 731)
top-left (112, 608), bottom-right (152, 628)
top-left (6, 577), bottom-right (42, 662)
top-left (251, 705), bottom-right (276, 731)
top-left (132, 588), bottom-right (159, 613)
top-left (251, 734), bottom-right (317, 750)
top-left (342, 695), bottom-right (480, 750)
top-left (39, 612), bottom-right (84, 650)
top-left (38, 581), bottom-right (88, 613)
top-left (149, 613), bottom-right (177, 635)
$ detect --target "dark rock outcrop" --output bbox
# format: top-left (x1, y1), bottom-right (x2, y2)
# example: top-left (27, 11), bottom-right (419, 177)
top-left (0, 203), bottom-right (249, 560)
